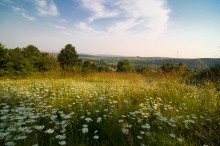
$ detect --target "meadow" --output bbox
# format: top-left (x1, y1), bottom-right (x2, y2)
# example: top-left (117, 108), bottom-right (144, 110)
top-left (0, 73), bottom-right (219, 146)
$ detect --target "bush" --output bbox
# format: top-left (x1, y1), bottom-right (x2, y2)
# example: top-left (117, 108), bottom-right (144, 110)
top-left (117, 59), bottom-right (132, 72)
top-left (195, 64), bottom-right (220, 81)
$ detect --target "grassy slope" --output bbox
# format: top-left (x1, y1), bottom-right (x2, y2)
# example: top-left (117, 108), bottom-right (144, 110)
top-left (0, 73), bottom-right (219, 146)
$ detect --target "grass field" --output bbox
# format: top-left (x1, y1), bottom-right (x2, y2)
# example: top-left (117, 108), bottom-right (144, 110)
top-left (0, 73), bottom-right (219, 146)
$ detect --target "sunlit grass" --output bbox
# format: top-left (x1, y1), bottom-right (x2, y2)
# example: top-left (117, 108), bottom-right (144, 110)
top-left (0, 73), bottom-right (219, 146)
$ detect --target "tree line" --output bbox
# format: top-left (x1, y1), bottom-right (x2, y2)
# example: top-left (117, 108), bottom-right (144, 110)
top-left (0, 43), bottom-right (114, 76)
top-left (1, 42), bottom-right (219, 81)
top-left (0, 42), bottom-right (194, 76)
top-left (0, 43), bottom-right (58, 76)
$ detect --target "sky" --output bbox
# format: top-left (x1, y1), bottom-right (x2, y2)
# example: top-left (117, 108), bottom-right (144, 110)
top-left (0, 0), bottom-right (220, 58)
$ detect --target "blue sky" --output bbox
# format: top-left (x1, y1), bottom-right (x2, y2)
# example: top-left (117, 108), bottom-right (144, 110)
top-left (0, 0), bottom-right (220, 58)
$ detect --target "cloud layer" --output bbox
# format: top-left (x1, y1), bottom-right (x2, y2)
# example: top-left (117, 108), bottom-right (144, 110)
top-left (76, 0), bottom-right (170, 37)
top-left (11, 6), bottom-right (36, 21)
top-left (35, 0), bottom-right (58, 16)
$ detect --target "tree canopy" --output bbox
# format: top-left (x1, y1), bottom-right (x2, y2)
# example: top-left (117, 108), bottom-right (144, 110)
top-left (117, 59), bottom-right (132, 72)
top-left (58, 44), bottom-right (80, 69)
top-left (0, 43), bottom-right (58, 76)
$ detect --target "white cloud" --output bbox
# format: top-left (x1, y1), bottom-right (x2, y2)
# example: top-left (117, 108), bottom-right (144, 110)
top-left (81, 0), bottom-right (118, 23)
top-left (78, 0), bottom-right (170, 38)
top-left (35, 0), bottom-right (59, 16)
top-left (115, 0), bottom-right (170, 35)
top-left (22, 13), bottom-right (36, 21)
top-left (1, 0), bottom-right (14, 4)
top-left (75, 22), bottom-right (104, 35)
top-left (11, 6), bottom-right (36, 21)
top-left (50, 24), bottom-right (66, 30)
top-left (11, 6), bottom-right (26, 12)
top-left (70, 0), bottom-right (171, 56)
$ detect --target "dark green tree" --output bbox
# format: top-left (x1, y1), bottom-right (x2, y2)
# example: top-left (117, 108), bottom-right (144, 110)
top-left (117, 59), bottom-right (132, 72)
top-left (0, 43), bottom-right (59, 76)
top-left (0, 43), bottom-right (6, 69)
top-left (161, 62), bottom-right (175, 72)
top-left (35, 52), bottom-right (59, 71)
top-left (58, 44), bottom-right (80, 69)
top-left (82, 60), bottom-right (98, 73)
top-left (23, 45), bottom-right (40, 58)
top-left (195, 64), bottom-right (220, 81)
top-left (176, 62), bottom-right (189, 74)
top-left (161, 62), bottom-right (188, 74)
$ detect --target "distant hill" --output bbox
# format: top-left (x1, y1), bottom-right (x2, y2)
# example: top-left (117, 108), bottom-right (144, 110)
top-left (49, 53), bottom-right (220, 70)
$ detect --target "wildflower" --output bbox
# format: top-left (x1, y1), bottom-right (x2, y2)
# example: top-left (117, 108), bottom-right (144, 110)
top-left (45, 129), bottom-right (54, 134)
top-left (137, 135), bottom-right (142, 139)
top-left (14, 135), bottom-right (27, 140)
top-left (177, 138), bottom-right (183, 142)
top-left (99, 97), bottom-right (105, 100)
top-left (141, 124), bottom-right (150, 129)
top-left (5, 141), bottom-right (16, 146)
top-left (18, 127), bottom-right (32, 133)
top-left (62, 114), bottom-right (72, 119)
top-left (0, 132), bottom-right (9, 139)
top-left (70, 112), bottom-right (75, 115)
top-left (83, 124), bottom-right (88, 128)
top-left (7, 127), bottom-right (16, 132)
top-left (0, 116), bottom-right (7, 120)
top-left (121, 128), bottom-right (129, 135)
top-left (140, 131), bottom-right (145, 134)
top-left (119, 119), bottom-right (123, 123)
top-left (1, 109), bottom-right (9, 114)
top-left (125, 124), bottom-right (132, 128)
top-left (169, 133), bottom-right (176, 138)
top-left (121, 115), bottom-right (126, 118)
top-left (85, 117), bottom-right (93, 122)
top-left (60, 128), bottom-right (66, 133)
top-left (97, 117), bottom-right (102, 123)
top-left (158, 116), bottom-right (167, 122)
top-left (93, 135), bottom-right (99, 139)
top-left (55, 134), bottom-right (66, 140)
top-left (183, 119), bottom-right (195, 124)
top-left (82, 127), bottom-right (88, 134)
top-left (51, 115), bottom-right (57, 121)
top-left (60, 120), bottom-right (66, 125)
top-left (59, 141), bottom-right (66, 145)
top-left (94, 130), bottom-right (98, 134)
top-left (113, 101), bottom-right (118, 104)
top-left (34, 125), bottom-right (45, 130)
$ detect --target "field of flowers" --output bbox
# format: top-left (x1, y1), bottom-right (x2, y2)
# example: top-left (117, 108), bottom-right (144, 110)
top-left (0, 73), bottom-right (219, 146)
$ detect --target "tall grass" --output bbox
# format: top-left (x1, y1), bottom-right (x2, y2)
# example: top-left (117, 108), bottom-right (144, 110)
top-left (0, 73), bottom-right (219, 146)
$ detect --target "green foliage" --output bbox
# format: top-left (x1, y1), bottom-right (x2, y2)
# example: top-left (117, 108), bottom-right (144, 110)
top-left (58, 44), bottom-right (80, 70)
top-left (82, 60), bottom-right (112, 73)
top-left (117, 59), bottom-right (132, 72)
top-left (161, 62), bottom-right (175, 72)
top-left (0, 43), bottom-right (59, 76)
top-left (82, 60), bottom-right (98, 73)
top-left (193, 64), bottom-right (220, 81)
top-left (136, 66), bottom-right (150, 73)
top-left (0, 74), bottom-right (219, 146)
top-left (161, 62), bottom-right (189, 74)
